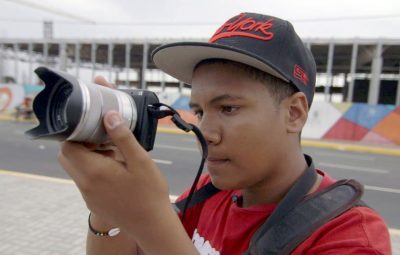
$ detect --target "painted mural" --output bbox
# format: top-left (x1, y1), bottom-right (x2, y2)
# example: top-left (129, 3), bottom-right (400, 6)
top-left (0, 84), bottom-right (25, 113)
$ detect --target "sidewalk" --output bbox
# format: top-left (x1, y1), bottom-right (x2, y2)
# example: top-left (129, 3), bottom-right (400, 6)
top-left (0, 169), bottom-right (399, 254)
top-left (0, 170), bottom-right (87, 255)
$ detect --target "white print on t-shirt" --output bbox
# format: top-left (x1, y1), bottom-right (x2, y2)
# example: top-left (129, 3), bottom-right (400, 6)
top-left (192, 229), bottom-right (220, 255)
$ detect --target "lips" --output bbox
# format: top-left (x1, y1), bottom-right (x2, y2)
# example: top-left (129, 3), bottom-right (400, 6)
top-left (207, 157), bottom-right (229, 167)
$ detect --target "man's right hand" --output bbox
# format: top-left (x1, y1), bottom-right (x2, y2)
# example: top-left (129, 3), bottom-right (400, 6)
top-left (58, 76), bottom-right (197, 255)
top-left (79, 76), bottom-right (141, 255)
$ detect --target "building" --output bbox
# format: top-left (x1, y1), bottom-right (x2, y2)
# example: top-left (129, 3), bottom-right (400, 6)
top-left (1, 38), bottom-right (400, 105)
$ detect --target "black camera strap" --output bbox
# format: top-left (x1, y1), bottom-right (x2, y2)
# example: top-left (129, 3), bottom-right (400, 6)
top-left (148, 103), bottom-right (208, 221)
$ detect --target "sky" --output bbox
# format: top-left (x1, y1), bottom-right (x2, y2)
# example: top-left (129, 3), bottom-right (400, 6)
top-left (0, 0), bottom-right (400, 40)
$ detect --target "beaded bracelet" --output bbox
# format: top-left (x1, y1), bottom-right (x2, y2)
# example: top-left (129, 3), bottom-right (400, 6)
top-left (88, 213), bottom-right (121, 237)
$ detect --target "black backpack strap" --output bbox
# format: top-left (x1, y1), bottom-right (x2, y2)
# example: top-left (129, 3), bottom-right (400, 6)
top-left (247, 154), bottom-right (317, 251)
top-left (173, 182), bottom-right (220, 213)
top-left (355, 199), bottom-right (368, 208)
top-left (248, 179), bottom-right (364, 255)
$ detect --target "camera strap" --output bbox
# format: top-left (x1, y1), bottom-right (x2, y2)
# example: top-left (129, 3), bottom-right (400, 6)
top-left (149, 103), bottom-right (208, 221)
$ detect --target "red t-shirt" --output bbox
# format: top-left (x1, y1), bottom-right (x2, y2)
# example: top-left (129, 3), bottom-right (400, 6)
top-left (177, 171), bottom-right (391, 255)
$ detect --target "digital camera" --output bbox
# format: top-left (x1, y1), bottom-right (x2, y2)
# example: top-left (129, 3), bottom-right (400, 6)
top-left (25, 67), bottom-right (159, 151)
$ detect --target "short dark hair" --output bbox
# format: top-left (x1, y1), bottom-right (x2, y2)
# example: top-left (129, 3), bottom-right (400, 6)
top-left (194, 59), bottom-right (297, 106)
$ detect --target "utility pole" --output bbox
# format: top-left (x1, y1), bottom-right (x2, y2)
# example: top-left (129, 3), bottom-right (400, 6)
top-left (43, 20), bottom-right (53, 39)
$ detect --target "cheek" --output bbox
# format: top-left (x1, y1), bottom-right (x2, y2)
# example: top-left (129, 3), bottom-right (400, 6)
top-left (231, 132), bottom-right (272, 165)
top-left (226, 116), bottom-right (285, 168)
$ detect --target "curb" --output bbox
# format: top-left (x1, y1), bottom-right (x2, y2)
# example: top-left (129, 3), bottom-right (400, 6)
top-left (157, 126), bottom-right (191, 135)
top-left (0, 115), bottom-right (37, 123)
top-left (0, 169), bottom-right (179, 201)
top-left (301, 140), bottom-right (400, 157)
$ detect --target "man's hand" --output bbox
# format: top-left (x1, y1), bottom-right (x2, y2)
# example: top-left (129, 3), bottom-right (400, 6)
top-left (58, 76), bottom-right (197, 255)
top-left (82, 76), bottom-right (124, 162)
top-left (58, 109), bottom-right (171, 227)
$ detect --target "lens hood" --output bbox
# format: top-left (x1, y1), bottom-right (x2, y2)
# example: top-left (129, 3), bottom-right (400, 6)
top-left (25, 67), bottom-right (84, 140)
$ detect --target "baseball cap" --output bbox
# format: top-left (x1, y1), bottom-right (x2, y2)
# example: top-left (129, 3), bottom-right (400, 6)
top-left (152, 12), bottom-right (316, 106)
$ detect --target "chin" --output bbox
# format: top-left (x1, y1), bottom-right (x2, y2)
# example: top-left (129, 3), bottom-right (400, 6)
top-left (209, 175), bottom-right (242, 191)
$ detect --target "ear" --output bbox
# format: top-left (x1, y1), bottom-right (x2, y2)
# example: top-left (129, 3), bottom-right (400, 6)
top-left (283, 92), bottom-right (309, 133)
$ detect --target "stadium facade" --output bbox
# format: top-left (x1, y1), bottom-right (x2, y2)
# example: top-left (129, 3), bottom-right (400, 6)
top-left (0, 37), bottom-right (400, 105)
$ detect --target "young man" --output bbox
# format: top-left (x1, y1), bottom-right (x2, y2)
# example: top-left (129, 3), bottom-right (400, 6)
top-left (58, 13), bottom-right (391, 254)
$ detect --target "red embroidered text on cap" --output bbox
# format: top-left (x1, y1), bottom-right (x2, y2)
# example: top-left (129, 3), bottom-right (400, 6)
top-left (293, 65), bottom-right (309, 86)
top-left (209, 13), bottom-right (274, 43)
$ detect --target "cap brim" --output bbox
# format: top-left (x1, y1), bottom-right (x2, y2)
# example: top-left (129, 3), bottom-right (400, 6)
top-left (152, 42), bottom-right (289, 85)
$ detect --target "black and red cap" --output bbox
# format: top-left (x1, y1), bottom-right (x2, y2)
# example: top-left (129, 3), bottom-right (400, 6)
top-left (152, 12), bottom-right (316, 106)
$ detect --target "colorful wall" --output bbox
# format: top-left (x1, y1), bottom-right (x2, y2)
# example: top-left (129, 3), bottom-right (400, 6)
top-left (303, 102), bottom-right (400, 145)
top-left (0, 84), bottom-right (44, 113)
top-left (0, 84), bottom-right (25, 113)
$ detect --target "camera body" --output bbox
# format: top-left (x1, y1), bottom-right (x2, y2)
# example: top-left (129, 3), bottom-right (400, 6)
top-left (120, 89), bottom-right (159, 151)
top-left (26, 67), bottom-right (159, 151)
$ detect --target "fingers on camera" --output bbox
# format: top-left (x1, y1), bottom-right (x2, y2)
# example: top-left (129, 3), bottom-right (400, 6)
top-left (94, 75), bottom-right (116, 88)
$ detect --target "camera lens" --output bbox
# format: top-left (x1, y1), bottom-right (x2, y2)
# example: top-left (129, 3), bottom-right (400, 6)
top-left (68, 80), bottom-right (137, 144)
top-left (26, 67), bottom-right (138, 144)
top-left (48, 81), bottom-right (72, 131)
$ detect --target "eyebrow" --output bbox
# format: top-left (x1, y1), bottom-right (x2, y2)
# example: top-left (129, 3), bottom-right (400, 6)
top-left (189, 94), bottom-right (244, 109)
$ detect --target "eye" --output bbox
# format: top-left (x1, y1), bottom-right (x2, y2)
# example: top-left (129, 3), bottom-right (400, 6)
top-left (193, 109), bottom-right (203, 119)
top-left (221, 105), bottom-right (240, 114)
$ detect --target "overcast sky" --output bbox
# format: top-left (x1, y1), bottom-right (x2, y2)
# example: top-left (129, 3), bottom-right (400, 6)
top-left (0, 0), bottom-right (400, 40)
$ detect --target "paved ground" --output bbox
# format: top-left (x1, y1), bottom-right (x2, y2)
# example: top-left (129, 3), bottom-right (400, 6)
top-left (0, 114), bottom-right (399, 254)
top-left (1, 169), bottom-right (399, 255)
top-left (0, 172), bottom-right (87, 255)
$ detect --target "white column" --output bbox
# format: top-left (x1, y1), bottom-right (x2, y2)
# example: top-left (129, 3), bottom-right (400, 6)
top-left (91, 43), bottom-right (97, 80)
top-left (179, 81), bottom-right (183, 93)
top-left (108, 43), bottom-right (114, 82)
top-left (141, 43), bottom-right (149, 90)
top-left (325, 42), bottom-right (334, 102)
top-left (368, 43), bottom-right (382, 105)
top-left (28, 43), bottom-right (33, 83)
top-left (75, 43), bottom-right (81, 79)
top-left (0, 44), bottom-right (3, 82)
top-left (14, 43), bottom-right (19, 83)
top-left (43, 42), bottom-right (49, 66)
top-left (161, 72), bottom-right (166, 92)
top-left (347, 43), bottom-right (358, 102)
top-left (59, 43), bottom-right (67, 71)
top-left (125, 43), bottom-right (131, 87)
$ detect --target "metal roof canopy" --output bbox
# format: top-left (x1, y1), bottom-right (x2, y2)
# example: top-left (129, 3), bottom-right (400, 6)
top-left (2, 38), bottom-right (399, 72)
top-left (1, 38), bottom-right (400, 104)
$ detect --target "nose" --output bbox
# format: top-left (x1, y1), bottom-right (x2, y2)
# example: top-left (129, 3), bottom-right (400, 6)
top-left (198, 115), bottom-right (221, 145)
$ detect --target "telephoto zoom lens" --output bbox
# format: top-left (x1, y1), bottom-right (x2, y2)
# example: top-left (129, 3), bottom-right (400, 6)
top-left (26, 67), bottom-right (159, 149)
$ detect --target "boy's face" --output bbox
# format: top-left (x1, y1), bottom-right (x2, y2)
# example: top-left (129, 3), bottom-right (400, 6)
top-left (190, 63), bottom-right (291, 190)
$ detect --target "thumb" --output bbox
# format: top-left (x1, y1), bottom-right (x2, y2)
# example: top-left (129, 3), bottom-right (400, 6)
top-left (103, 111), bottom-right (145, 164)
